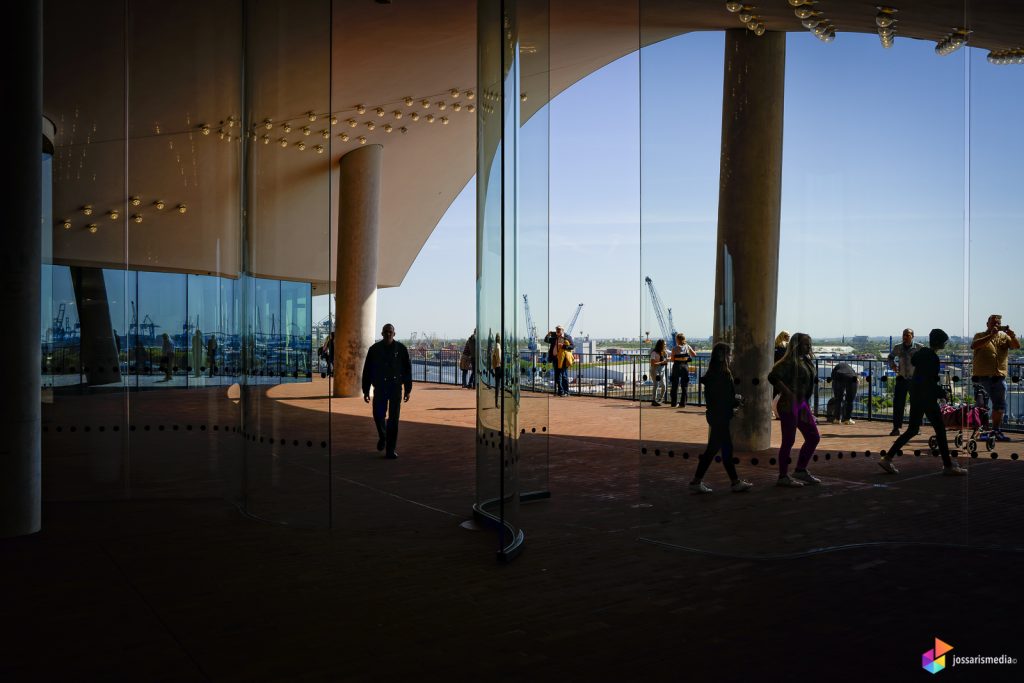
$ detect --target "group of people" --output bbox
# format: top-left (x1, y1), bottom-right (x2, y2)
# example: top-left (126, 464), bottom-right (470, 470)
top-left (648, 333), bottom-right (697, 407)
top-left (688, 314), bottom-right (1019, 493)
top-left (358, 315), bottom-right (1019, 474)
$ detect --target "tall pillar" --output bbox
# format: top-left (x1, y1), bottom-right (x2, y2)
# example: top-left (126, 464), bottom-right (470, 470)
top-left (2, 2), bottom-right (42, 537)
top-left (334, 144), bottom-right (383, 397)
top-left (71, 267), bottom-right (122, 386)
top-left (713, 29), bottom-right (785, 452)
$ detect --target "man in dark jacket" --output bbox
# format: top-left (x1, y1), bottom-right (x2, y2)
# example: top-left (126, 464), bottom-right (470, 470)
top-left (362, 323), bottom-right (412, 459)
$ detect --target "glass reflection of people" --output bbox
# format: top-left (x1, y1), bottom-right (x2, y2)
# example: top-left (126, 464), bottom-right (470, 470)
top-left (648, 339), bottom-right (668, 407)
top-left (688, 342), bottom-right (753, 494)
top-left (321, 331), bottom-right (335, 377)
top-left (768, 332), bottom-right (822, 487)
top-left (669, 332), bottom-right (696, 408)
top-left (491, 333), bottom-right (503, 408)
top-left (461, 329), bottom-right (476, 389)
top-left (362, 324), bottom-right (412, 460)
top-left (206, 334), bottom-right (218, 378)
top-left (880, 328), bottom-right (967, 476)
top-left (192, 327), bottom-right (203, 378)
top-left (134, 336), bottom-right (147, 374)
top-left (970, 314), bottom-right (1020, 443)
top-left (160, 333), bottom-right (174, 381)
top-left (771, 330), bottom-right (790, 419)
top-left (544, 326), bottom-right (574, 397)
top-left (886, 328), bottom-right (921, 436)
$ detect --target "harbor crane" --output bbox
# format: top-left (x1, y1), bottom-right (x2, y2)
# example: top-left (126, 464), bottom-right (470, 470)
top-left (644, 276), bottom-right (676, 345)
top-left (522, 294), bottom-right (539, 351)
top-left (565, 303), bottom-right (583, 337)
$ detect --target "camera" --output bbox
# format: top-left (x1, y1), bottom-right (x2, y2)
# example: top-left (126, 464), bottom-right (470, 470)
top-left (1000, 325), bottom-right (1010, 332)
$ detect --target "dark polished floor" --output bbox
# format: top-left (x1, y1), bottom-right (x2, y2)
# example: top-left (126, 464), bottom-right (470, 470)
top-left (4, 383), bottom-right (1023, 681)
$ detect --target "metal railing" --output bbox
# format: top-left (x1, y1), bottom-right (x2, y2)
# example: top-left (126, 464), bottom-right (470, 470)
top-left (410, 348), bottom-right (1024, 431)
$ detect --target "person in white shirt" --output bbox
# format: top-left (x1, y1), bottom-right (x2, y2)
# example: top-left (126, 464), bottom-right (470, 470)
top-left (669, 332), bottom-right (697, 408)
top-left (649, 339), bottom-right (668, 407)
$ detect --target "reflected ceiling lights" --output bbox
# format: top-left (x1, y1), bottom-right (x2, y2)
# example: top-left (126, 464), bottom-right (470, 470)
top-left (877, 7), bottom-right (897, 48)
top-left (935, 28), bottom-right (971, 56)
top-left (987, 48), bottom-right (1024, 64)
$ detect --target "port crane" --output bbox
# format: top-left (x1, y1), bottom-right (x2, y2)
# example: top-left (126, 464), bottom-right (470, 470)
top-left (644, 276), bottom-right (676, 345)
top-left (522, 294), bottom-right (539, 351)
top-left (565, 303), bottom-right (583, 337)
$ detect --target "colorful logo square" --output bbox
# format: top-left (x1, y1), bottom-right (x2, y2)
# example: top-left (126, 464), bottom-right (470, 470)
top-left (922, 638), bottom-right (954, 674)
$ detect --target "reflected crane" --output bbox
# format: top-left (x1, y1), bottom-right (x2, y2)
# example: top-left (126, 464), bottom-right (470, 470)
top-left (565, 303), bottom-right (583, 337)
top-left (644, 276), bottom-right (676, 345)
top-left (522, 294), bottom-right (539, 351)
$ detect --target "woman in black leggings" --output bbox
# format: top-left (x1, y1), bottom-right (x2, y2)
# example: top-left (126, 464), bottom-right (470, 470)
top-left (879, 328), bottom-right (966, 476)
top-left (688, 342), bottom-right (753, 494)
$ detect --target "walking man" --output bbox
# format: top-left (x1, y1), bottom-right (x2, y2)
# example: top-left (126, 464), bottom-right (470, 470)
top-left (886, 328), bottom-right (921, 436)
top-left (362, 323), bottom-right (412, 459)
top-left (971, 314), bottom-right (1020, 443)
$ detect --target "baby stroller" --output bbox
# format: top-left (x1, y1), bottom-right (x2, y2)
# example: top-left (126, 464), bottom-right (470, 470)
top-left (928, 380), bottom-right (993, 454)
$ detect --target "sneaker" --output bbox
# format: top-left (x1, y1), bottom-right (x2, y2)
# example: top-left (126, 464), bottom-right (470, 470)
top-left (776, 475), bottom-right (805, 488)
top-left (994, 431), bottom-right (1012, 442)
top-left (889, 428), bottom-right (901, 437)
top-left (943, 464), bottom-right (967, 476)
top-left (689, 480), bottom-right (713, 494)
top-left (792, 469), bottom-right (821, 485)
top-left (730, 479), bottom-right (753, 493)
top-left (878, 457), bottom-right (899, 475)
top-left (842, 419), bottom-right (856, 425)
top-left (651, 402), bottom-right (662, 407)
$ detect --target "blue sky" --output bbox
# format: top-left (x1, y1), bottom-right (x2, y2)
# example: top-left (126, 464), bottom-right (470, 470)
top-left (381, 31), bottom-right (1023, 341)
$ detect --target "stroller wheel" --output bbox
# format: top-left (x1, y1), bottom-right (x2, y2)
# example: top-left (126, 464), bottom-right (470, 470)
top-left (986, 437), bottom-right (995, 452)
top-left (967, 439), bottom-right (978, 453)
top-left (928, 435), bottom-right (938, 451)
top-left (954, 433), bottom-right (964, 448)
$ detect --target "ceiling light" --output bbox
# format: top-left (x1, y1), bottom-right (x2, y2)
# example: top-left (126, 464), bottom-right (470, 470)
top-left (154, 200), bottom-right (165, 210)
top-left (297, 141), bottom-right (306, 150)
top-left (441, 117), bottom-right (449, 125)
top-left (321, 129), bottom-right (330, 139)
top-left (404, 97), bottom-right (414, 106)
top-left (87, 223), bottom-right (98, 233)
top-left (384, 124), bottom-right (393, 133)
top-left (108, 210), bottom-right (119, 220)
top-left (200, 124), bottom-right (211, 135)
top-left (794, 6), bottom-right (817, 20)
top-left (330, 115), bottom-right (338, 125)
top-left (876, 7), bottom-right (897, 28)
top-left (81, 205), bottom-right (93, 216)
top-left (725, 2), bottom-right (742, 12)
top-left (283, 123), bottom-right (292, 133)
top-left (376, 108), bottom-right (385, 117)
top-left (307, 111), bottom-right (317, 122)
top-left (466, 90), bottom-right (475, 100)
top-left (347, 118), bottom-right (358, 128)
top-left (130, 196), bottom-right (141, 206)
top-left (314, 144), bottom-right (324, 153)
top-left (393, 110), bottom-right (403, 119)
top-left (411, 112), bottom-right (420, 121)
top-left (366, 121), bottom-right (376, 130)
top-left (132, 214), bottom-right (143, 224)
top-left (400, 127), bottom-right (408, 134)
top-left (358, 136), bottom-right (367, 145)
top-left (177, 204), bottom-right (187, 214)
top-left (450, 89), bottom-right (461, 98)
top-left (61, 219), bottom-right (72, 230)
top-left (263, 119), bottom-right (273, 130)
top-left (339, 132), bottom-right (350, 141)
top-left (426, 114), bottom-right (435, 123)
top-left (421, 99), bottom-right (431, 108)
top-left (467, 104), bottom-right (476, 113)
top-left (279, 138), bottom-right (288, 148)
top-left (356, 104), bottom-right (366, 114)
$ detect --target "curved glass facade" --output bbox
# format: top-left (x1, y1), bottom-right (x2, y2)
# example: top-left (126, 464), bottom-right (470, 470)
top-left (38, 0), bottom-right (1023, 558)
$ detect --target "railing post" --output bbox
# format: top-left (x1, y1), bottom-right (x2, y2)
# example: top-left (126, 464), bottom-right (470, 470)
top-left (867, 367), bottom-right (873, 420)
top-left (604, 355), bottom-right (608, 399)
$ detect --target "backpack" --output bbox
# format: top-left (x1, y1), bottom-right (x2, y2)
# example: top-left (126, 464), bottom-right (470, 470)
top-left (826, 398), bottom-right (840, 423)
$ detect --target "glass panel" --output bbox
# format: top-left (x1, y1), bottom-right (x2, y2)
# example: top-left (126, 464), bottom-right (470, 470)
top-left (476, 0), bottom-right (523, 559)
top-left (517, 0), bottom-right (550, 499)
top-left (43, 0), bottom-right (128, 500)
top-left (638, 21), bottom-right (724, 511)
top-left (244, 0), bottom-right (331, 526)
top-left (967, 39), bottom-right (1024, 550)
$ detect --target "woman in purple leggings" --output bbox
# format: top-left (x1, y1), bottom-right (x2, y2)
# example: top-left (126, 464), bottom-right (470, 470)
top-left (767, 332), bottom-right (821, 487)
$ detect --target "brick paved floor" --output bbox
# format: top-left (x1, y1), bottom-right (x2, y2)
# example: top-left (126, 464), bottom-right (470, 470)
top-left (2, 382), bottom-right (1021, 681)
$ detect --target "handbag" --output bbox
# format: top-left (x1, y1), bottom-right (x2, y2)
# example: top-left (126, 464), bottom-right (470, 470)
top-left (459, 352), bottom-right (471, 371)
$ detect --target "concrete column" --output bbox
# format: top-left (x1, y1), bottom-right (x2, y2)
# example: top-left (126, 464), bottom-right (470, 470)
top-left (713, 29), bottom-right (785, 452)
top-left (334, 144), bottom-right (383, 397)
top-left (1, 2), bottom-right (42, 537)
top-left (71, 267), bottom-right (122, 386)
